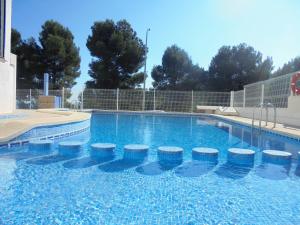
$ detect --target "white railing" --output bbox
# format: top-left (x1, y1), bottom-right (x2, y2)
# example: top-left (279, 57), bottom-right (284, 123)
top-left (16, 71), bottom-right (297, 112)
top-left (16, 89), bottom-right (230, 112)
top-left (233, 72), bottom-right (297, 108)
top-left (82, 89), bottom-right (230, 112)
top-left (233, 90), bottom-right (244, 107)
top-left (16, 88), bottom-right (71, 109)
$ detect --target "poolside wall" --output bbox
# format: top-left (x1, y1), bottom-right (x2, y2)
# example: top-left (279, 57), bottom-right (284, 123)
top-left (232, 71), bottom-right (300, 127)
top-left (235, 107), bottom-right (300, 127)
top-left (0, 0), bottom-right (16, 114)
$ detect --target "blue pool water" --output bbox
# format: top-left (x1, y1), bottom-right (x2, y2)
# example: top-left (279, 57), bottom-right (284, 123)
top-left (1, 113), bottom-right (300, 224)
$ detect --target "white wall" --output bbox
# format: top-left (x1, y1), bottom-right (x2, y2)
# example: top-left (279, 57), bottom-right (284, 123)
top-left (236, 97), bottom-right (300, 127)
top-left (0, 0), bottom-right (16, 114)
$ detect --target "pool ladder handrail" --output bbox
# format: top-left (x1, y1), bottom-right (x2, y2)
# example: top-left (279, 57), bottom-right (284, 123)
top-left (252, 102), bottom-right (277, 131)
top-left (265, 102), bottom-right (277, 129)
top-left (252, 103), bottom-right (263, 133)
top-left (251, 102), bottom-right (277, 148)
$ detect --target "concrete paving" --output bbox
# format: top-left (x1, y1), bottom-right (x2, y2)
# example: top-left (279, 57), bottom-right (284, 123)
top-left (0, 109), bottom-right (90, 143)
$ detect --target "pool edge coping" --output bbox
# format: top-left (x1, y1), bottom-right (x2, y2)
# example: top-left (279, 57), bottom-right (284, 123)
top-left (0, 110), bottom-right (91, 144)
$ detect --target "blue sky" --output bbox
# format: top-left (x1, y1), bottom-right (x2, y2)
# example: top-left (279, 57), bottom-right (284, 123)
top-left (12, 0), bottom-right (300, 95)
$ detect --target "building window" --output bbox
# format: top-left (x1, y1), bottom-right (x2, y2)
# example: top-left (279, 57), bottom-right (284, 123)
top-left (0, 0), bottom-right (5, 58)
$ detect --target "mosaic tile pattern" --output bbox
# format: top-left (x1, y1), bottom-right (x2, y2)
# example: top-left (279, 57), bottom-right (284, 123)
top-left (1, 119), bottom-right (90, 148)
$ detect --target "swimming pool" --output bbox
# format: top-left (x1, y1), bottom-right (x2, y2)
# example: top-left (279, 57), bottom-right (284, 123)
top-left (0, 112), bottom-right (300, 224)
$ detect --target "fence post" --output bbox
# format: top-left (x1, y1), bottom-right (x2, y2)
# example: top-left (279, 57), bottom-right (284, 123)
top-left (80, 89), bottom-right (84, 111)
top-left (191, 90), bottom-right (194, 113)
top-left (142, 89), bottom-right (145, 111)
top-left (61, 88), bottom-right (64, 108)
top-left (261, 83), bottom-right (265, 105)
top-left (29, 89), bottom-right (32, 109)
top-left (230, 91), bottom-right (234, 107)
top-left (243, 88), bottom-right (246, 108)
top-left (153, 89), bottom-right (156, 111)
top-left (116, 88), bottom-right (119, 111)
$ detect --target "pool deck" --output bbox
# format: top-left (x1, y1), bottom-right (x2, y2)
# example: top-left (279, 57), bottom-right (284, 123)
top-left (0, 109), bottom-right (91, 143)
top-left (214, 114), bottom-right (300, 140)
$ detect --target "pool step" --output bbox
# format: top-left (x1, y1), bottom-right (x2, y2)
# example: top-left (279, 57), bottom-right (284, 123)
top-left (29, 140), bottom-right (53, 152)
top-left (68, 142), bottom-right (300, 168)
top-left (158, 146), bottom-right (183, 164)
top-left (262, 150), bottom-right (292, 165)
top-left (192, 147), bottom-right (218, 162)
top-left (59, 141), bottom-right (83, 156)
top-left (124, 144), bottom-right (149, 161)
top-left (90, 143), bottom-right (115, 159)
top-left (227, 148), bottom-right (255, 167)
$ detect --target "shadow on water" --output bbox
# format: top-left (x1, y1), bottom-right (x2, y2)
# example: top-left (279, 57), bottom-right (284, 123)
top-left (175, 160), bottom-right (217, 178)
top-left (63, 156), bottom-right (114, 169)
top-left (136, 161), bottom-right (181, 176)
top-left (99, 158), bottom-right (144, 173)
top-left (215, 162), bottom-right (253, 179)
top-left (255, 163), bottom-right (291, 180)
top-left (27, 153), bottom-right (78, 165)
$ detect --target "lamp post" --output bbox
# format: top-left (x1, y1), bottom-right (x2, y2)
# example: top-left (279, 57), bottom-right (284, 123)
top-left (142, 28), bottom-right (150, 111)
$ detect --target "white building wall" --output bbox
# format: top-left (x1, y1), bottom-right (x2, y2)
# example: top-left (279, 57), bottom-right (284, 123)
top-left (0, 0), bottom-right (16, 114)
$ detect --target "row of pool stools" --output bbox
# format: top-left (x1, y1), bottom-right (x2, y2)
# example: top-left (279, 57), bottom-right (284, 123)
top-left (28, 140), bottom-right (298, 166)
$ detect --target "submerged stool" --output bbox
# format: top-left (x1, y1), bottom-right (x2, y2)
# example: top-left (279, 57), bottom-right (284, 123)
top-left (158, 146), bottom-right (183, 164)
top-left (228, 148), bottom-right (255, 166)
top-left (29, 140), bottom-right (53, 153)
top-left (123, 144), bottom-right (149, 161)
top-left (90, 143), bottom-right (115, 159)
top-left (262, 150), bottom-right (292, 165)
top-left (192, 147), bottom-right (218, 163)
top-left (59, 141), bottom-right (83, 156)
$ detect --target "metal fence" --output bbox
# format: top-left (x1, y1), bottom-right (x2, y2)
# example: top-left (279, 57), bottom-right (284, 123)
top-left (16, 71), bottom-right (297, 111)
top-left (233, 72), bottom-right (296, 108)
top-left (16, 88), bottom-right (71, 109)
top-left (83, 89), bottom-right (230, 112)
top-left (17, 89), bottom-right (230, 112)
